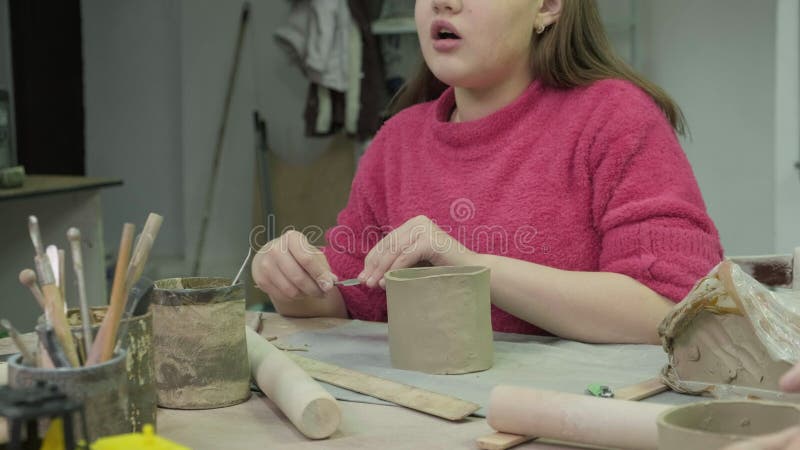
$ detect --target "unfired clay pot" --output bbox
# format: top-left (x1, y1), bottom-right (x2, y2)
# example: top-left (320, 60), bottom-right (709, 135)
top-left (385, 266), bottom-right (493, 374)
top-left (657, 400), bottom-right (800, 449)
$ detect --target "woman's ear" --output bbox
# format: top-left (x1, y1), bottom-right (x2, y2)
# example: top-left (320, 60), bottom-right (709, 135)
top-left (536, 0), bottom-right (563, 28)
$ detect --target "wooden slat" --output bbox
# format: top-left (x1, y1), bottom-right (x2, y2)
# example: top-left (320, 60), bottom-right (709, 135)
top-left (614, 377), bottom-right (668, 401)
top-left (476, 378), bottom-right (667, 450)
top-left (288, 353), bottom-right (480, 421)
top-left (476, 432), bottom-right (535, 450)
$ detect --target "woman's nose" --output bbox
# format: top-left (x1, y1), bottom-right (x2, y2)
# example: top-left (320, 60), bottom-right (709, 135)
top-left (431, 0), bottom-right (462, 15)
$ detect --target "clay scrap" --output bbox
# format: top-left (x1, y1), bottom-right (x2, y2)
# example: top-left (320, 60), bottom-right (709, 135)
top-left (659, 260), bottom-right (800, 400)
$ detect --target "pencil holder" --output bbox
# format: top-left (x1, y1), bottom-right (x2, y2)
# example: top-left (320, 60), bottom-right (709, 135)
top-left (151, 277), bottom-right (250, 409)
top-left (7, 349), bottom-right (129, 442)
top-left (63, 307), bottom-right (156, 432)
top-left (385, 266), bottom-right (494, 374)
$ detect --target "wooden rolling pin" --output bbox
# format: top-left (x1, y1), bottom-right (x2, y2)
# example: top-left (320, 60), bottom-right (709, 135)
top-left (487, 386), bottom-right (669, 450)
top-left (245, 327), bottom-right (341, 439)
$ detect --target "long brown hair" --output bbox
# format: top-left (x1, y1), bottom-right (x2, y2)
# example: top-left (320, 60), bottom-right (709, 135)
top-left (389, 0), bottom-right (687, 135)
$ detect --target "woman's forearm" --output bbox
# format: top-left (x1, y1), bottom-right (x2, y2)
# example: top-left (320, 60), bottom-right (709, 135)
top-left (468, 253), bottom-right (674, 344)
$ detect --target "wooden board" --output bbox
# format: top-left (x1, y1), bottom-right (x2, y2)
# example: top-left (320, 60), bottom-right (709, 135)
top-left (288, 353), bottom-right (480, 421)
top-left (476, 378), bottom-right (667, 450)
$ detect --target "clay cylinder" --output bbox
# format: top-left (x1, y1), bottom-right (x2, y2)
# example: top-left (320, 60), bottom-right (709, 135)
top-left (658, 400), bottom-right (800, 450)
top-left (63, 307), bottom-right (156, 432)
top-left (487, 386), bottom-right (668, 450)
top-left (151, 277), bottom-right (250, 409)
top-left (7, 350), bottom-right (129, 442)
top-left (385, 266), bottom-right (493, 374)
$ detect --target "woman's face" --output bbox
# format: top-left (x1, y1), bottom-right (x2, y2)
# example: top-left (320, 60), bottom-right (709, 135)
top-left (415, 0), bottom-right (539, 89)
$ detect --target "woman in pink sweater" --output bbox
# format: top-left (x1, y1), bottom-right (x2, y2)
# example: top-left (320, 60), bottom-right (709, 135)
top-left (252, 0), bottom-right (723, 344)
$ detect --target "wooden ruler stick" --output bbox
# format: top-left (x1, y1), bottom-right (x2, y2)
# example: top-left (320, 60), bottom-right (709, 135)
top-left (287, 353), bottom-right (480, 421)
top-left (476, 377), bottom-right (668, 450)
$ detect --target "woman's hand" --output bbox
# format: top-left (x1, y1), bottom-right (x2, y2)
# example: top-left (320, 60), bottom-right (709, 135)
top-left (252, 230), bottom-right (338, 301)
top-left (357, 215), bottom-right (476, 289)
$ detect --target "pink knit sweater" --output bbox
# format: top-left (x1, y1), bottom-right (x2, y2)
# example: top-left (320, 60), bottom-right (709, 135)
top-left (324, 79), bottom-right (723, 335)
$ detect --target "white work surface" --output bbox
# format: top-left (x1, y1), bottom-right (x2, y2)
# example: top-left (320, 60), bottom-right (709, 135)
top-left (0, 313), bottom-right (694, 449)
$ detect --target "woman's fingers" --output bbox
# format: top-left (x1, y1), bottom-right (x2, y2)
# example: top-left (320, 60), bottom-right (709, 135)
top-left (252, 230), bottom-right (336, 301)
top-left (361, 217), bottom-right (432, 287)
top-left (275, 250), bottom-right (325, 298)
top-left (377, 241), bottom-right (428, 289)
top-left (286, 231), bottom-right (337, 291)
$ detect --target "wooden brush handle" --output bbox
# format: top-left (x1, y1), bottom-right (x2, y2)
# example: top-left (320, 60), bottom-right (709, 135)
top-left (19, 269), bottom-right (47, 311)
top-left (125, 213), bottom-right (163, 292)
top-left (41, 283), bottom-right (80, 367)
top-left (87, 223), bottom-right (135, 365)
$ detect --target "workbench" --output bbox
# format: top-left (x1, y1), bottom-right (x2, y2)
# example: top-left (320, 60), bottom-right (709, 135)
top-left (0, 313), bottom-right (675, 449)
top-left (154, 313), bottom-right (580, 449)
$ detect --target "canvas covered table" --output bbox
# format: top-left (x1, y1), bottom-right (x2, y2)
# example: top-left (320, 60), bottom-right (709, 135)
top-left (0, 312), bottom-right (703, 449)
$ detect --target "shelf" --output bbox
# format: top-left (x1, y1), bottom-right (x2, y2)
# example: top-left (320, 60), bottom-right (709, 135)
top-left (0, 175), bottom-right (122, 201)
top-left (371, 17), bottom-right (416, 35)
top-left (371, 17), bottom-right (634, 36)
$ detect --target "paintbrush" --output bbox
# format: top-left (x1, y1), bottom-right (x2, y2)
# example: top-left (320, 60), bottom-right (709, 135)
top-left (0, 319), bottom-right (36, 365)
top-left (86, 223), bottom-right (135, 365)
top-left (67, 227), bottom-right (93, 360)
top-left (123, 213), bottom-right (163, 294)
top-left (35, 254), bottom-right (79, 367)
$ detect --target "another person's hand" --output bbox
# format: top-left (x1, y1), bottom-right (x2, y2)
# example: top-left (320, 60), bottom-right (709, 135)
top-left (780, 361), bottom-right (800, 393)
top-left (723, 427), bottom-right (800, 450)
top-left (252, 230), bottom-right (338, 301)
top-left (722, 361), bottom-right (800, 450)
top-left (358, 215), bottom-right (476, 289)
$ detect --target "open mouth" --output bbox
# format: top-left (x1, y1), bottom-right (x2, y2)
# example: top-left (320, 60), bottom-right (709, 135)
top-left (431, 20), bottom-right (461, 41)
top-left (435, 29), bottom-right (460, 40)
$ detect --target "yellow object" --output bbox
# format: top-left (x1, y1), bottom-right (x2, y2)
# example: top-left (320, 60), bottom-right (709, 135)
top-left (40, 418), bottom-right (64, 450)
top-left (92, 424), bottom-right (190, 450)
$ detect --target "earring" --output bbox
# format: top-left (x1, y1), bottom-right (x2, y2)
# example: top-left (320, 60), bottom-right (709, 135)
top-left (536, 24), bottom-right (546, 34)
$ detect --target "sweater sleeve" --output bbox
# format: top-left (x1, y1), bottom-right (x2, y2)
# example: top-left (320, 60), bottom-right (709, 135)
top-left (589, 85), bottom-right (723, 302)
top-left (322, 132), bottom-right (390, 321)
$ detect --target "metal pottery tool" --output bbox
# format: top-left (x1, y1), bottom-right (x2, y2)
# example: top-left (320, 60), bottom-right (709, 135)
top-left (36, 324), bottom-right (71, 368)
top-left (232, 248), bottom-right (252, 286)
top-left (334, 278), bottom-right (361, 287)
